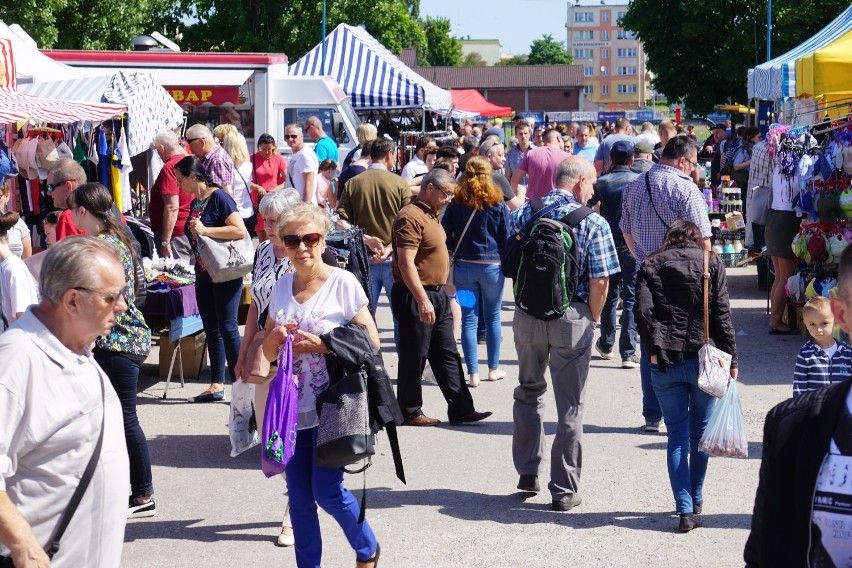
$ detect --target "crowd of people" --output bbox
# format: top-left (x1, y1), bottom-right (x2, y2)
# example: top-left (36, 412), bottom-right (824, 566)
top-left (1, 110), bottom-right (850, 567)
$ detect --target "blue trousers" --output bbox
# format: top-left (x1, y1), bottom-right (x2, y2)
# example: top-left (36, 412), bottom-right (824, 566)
top-left (640, 344), bottom-right (663, 422)
top-left (285, 427), bottom-right (377, 567)
top-left (370, 259), bottom-right (398, 347)
top-left (650, 357), bottom-right (716, 514)
top-left (454, 261), bottom-right (504, 374)
top-left (194, 269), bottom-right (243, 384)
top-left (598, 247), bottom-right (638, 358)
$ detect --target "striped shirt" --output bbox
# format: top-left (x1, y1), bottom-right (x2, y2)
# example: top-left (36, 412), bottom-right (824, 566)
top-left (749, 141), bottom-right (774, 189)
top-left (510, 190), bottom-right (620, 303)
top-left (793, 339), bottom-right (852, 398)
top-left (620, 163), bottom-right (712, 267)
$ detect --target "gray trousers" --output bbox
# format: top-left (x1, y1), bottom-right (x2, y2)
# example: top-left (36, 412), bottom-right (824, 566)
top-left (170, 234), bottom-right (194, 264)
top-left (512, 303), bottom-right (595, 500)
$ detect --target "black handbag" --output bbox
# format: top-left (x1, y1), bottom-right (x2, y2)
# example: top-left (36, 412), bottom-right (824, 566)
top-left (315, 366), bottom-right (375, 472)
top-left (0, 369), bottom-right (105, 566)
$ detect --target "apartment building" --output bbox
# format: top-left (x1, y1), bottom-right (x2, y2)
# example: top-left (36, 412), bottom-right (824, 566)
top-left (566, 1), bottom-right (650, 110)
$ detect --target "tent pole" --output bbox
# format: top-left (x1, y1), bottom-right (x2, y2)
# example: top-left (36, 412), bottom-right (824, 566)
top-left (766, 0), bottom-right (772, 61)
top-left (321, 0), bottom-right (327, 75)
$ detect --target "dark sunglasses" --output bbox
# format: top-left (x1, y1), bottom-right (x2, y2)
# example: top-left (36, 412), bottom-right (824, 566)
top-left (185, 137), bottom-right (202, 144)
top-left (282, 233), bottom-right (322, 249)
top-left (74, 285), bottom-right (129, 305)
top-left (47, 180), bottom-right (68, 192)
top-left (284, 134), bottom-right (299, 140)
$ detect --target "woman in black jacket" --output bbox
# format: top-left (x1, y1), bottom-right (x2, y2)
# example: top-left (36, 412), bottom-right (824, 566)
top-left (635, 220), bottom-right (738, 532)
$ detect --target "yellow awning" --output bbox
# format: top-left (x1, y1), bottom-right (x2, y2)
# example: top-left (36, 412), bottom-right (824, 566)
top-left (797, 27), bottom-right (852, 98)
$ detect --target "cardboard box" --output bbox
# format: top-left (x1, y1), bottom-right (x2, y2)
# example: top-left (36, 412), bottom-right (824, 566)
top-left (158, 332), bottom-right (208, 378)
top-left (725, 212), bottom-right (746, 230)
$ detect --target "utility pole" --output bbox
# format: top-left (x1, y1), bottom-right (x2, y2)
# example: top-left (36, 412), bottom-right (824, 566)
top-left (767, 0), bottom-right (772, 60)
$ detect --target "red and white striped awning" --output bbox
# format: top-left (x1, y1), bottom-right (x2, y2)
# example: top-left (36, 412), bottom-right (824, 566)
top-left (0, 87), bottom-right (126, 124)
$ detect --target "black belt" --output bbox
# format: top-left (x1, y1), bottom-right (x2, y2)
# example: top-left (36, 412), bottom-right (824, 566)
top-left (422, 285), bottom-right (444, 292)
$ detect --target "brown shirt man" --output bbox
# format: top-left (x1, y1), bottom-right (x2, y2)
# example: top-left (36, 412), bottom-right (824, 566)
top-left (391, 200), bottom-right (448, 287)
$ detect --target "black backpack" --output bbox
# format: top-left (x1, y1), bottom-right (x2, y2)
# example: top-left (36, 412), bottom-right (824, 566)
top-left (513, 204), bottom-right (593, 321)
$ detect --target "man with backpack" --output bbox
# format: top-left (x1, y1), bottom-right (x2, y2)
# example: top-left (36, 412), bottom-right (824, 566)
top-left (508, 157), bottom-right (619, 511)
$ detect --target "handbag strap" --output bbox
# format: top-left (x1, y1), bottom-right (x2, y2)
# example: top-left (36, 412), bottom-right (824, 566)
top-left (47, 366), bottom-right (105, 558)
top-left (703, 250), bottom-right (710, 345)
top-left (644, 172), bottom-right (670, 229)
top-left (452, 211), bottom-right (476, 258)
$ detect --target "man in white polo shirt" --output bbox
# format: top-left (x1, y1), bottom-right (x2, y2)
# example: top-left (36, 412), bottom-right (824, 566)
top-left (0, 236), bottom-right (129, 568)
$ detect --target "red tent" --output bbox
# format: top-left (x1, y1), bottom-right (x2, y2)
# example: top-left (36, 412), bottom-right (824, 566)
top-left (450, 89), bottom-right (512, 117)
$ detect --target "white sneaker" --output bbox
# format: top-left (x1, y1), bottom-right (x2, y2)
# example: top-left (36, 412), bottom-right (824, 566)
top-left (277, 527), bottom-right (295, 547)
top-left (595, 340), bottom-right (613, 360)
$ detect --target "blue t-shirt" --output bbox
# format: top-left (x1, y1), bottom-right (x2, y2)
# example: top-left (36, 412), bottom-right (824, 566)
top-left (186, 189), bottom-right (239, 270)
top-left (594, 134), bottom-right (634, 168)
top-left (573, 145), bottom-right (597, 163)
top-left (314, 136), bottom-right (338, 163)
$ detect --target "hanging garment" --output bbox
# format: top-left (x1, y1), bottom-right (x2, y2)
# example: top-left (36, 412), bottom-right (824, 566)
top-left (97, 128), bottom-right (109, 187)
top-left (116, 127), bottom-right (133, 212)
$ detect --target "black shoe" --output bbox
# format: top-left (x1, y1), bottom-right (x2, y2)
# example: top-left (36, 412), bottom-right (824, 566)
top-left (477, 332), bottom-right (486, 344)
top-left (552, 494), bottom-right (583, 512)
top-left (449, 410), bottom-right (492, 425)
top-left (693, 503), bottom-right (702, 515)
top-left (517, 474), bottom-right (540, 493)
top-left (679, 513), bottom-right (703, 532)
top-left (128, 496), bottom-right (156, 519)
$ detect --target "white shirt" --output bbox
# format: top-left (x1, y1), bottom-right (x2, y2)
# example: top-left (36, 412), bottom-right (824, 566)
top-left (0, 308), bottom-right (129, 567)
top-left (232, 161), bottom-right (254, 218)
top-left (0, 255), bottom-right (39, 327)
top-left (269, 268), bottom-right (368, 429)
top-left (7, 218), bottom-right (29, 257)
top-left (287, 147), bottom-right (319, 206)
top-left (400, 155), bottom-right (427, 181)
top-left (635, 132), bottom-right (661, 148)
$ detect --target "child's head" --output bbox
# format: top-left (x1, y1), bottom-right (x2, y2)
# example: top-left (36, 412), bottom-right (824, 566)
top-left (832, 246), bottom-right (852, 335)
top-left (318, 159), bottom-right (337, 180)
top-left (43, 210), bottom-right (60, 247)
top-left (804, 296), bottom-right (834, 344)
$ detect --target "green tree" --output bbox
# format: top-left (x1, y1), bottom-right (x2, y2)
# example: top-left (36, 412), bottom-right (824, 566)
top-left (0, 0), bottom-right (174, 49)
top-left (527, 34), bottom-right (572, 65)
top-left (620, 0), bottom-right (851, 113)
top-left (496, 55), bottom-right (529, 65)
top-left (421, 16), bottom-right (463, 66)
top-left (463, 52), bottom-right (487, 66)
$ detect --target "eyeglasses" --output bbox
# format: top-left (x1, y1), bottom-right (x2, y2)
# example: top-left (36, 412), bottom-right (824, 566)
top-left (47, 180), bottom-right (68, 192)
top-left (304, 124), bottom-right (313, 132)
top-left (284, 134), bottom-right (299, 140)
top-left (74, 285), bottom-right (129, 305)
top-left (185, 137), bottom-right (202, 145)
top-left (281, 233), bottom-right (322, 249)
top-left (433, 185), bottom-right (455, 199)
top-left (684, 157), bottom-right (699, 170)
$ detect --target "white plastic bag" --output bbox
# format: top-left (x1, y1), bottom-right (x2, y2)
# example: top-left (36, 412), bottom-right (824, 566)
top-left (229, 380), bottom-right (260, 457)
top-left (699, 380), bottom-right (748, 458)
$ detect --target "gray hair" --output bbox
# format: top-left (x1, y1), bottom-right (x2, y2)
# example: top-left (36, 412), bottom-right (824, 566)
top-left (422, 168), bottom-right (456, 193)
top-left (40, 236), bottom-right (122, 304)
top-left (154, 130), bottom-right (181, 149)
top-left (278, 201), bottom-right (330, 238)
top-left (554, 157), bottom-right (595, 189)
top-left (49, 159), bottom-right (87, 186)
top-left (259, 188), bottom-right (301, 218)
top-left (479, 139), bottom-right (501, 157)
top-left (185, 124), bottom-right (213, 140)
top-left (641, 121), bottom-right (655, 132)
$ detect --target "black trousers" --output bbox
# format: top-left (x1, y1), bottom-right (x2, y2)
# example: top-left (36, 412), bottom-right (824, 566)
top-left (391, 284), bottom-right (474, 421)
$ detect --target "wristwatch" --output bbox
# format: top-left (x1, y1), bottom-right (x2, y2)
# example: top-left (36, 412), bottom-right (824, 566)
top-left (161, 240), bottom-right (170, 247)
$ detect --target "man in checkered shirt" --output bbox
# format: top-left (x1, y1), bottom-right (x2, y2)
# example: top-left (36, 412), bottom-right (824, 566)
top-left (185, 123), bottom-right (235, 194)
top-left (510, 156), bottom-right (620, 512)
top-left (620, 136), bottom-right (712, 432)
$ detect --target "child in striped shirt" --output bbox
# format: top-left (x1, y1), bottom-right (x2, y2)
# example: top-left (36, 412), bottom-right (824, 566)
top-left (793, 297), bottom-right (852, 398)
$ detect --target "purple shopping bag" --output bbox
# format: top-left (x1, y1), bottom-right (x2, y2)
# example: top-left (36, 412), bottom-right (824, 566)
top-left (261, 336), bottom-right (299, 477)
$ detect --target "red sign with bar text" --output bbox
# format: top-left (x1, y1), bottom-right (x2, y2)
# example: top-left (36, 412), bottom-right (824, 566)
top-left (165, 86), bottom-right (239, 106)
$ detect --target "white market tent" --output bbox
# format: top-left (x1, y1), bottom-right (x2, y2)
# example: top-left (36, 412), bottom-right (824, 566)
top-left (747, 5), bottom-right (852, 100)
top-left (0, 22), bottom-right (184, 155)
top-left (289, 23), bottom-right (455, 113)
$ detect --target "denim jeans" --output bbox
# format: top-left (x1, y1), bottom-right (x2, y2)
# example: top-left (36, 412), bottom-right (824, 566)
top-left (285, 427), bottom-right (377, 567)
top-left (454, 261), bottom-right (504, 374)
top-left (370, 259), bottom-right (398, 347)
top-left (640, 344), bottom-right (663, 423)
top-left (194, 269), bottom-right (243, 384)
top-left (93, 349), bottom-right (153, 499)
top-left (650, 357), bottom-right (716, 514)
top-left (598, 247), bottom-right (638, 358)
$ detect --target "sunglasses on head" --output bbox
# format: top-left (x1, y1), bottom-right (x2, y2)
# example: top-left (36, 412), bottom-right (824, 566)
top-left (282, 233), bottom-right (322, 249)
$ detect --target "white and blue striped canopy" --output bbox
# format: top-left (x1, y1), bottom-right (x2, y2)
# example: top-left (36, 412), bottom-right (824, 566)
top-left (748, 5), bottom-right (852, 100)
top-left (289, 23), bottom-right (453, 112)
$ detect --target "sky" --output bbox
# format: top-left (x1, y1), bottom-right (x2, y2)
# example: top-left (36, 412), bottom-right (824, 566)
top-left (419, 0), bottom-right (571, 56)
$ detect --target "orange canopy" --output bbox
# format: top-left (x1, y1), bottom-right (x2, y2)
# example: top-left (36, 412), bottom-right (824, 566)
top-left (450, 89), bottom-right (512, 117)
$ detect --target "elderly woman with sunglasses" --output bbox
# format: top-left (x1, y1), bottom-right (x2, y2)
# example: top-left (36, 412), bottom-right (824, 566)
top-left (176, 155), bottom-right (249, 403)
top-left (262, 202), bottom-right (381, 568)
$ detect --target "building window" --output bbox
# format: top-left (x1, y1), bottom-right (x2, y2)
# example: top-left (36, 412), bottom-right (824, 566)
top-left (601, 66), bottom-right (609, 76)
top-left (574, 11), bottom-right (594, 22)
top-left (602, 10), bottom-right (610, 22)
top-left (617, 11), bottom-right (628, 20)
top-left (617, 84), bottom-right (638, 94)
top-left (601, 48), bottom-right (609, 59)
top-left (601, 30), bottom-right (610, 41)
top-left (582, 85), bottom-right (594, 95)
top-left (617, 29), bottom-right (637, 40)
top-left (573, 49), bottom-right (594, 59)
top-left (617, 48), bottom-right (637, 58)
top-left (602, 84), bottom-right (610, 95)
top-left (617, 66), bottom-right (637, 75)
top-left (575, 30), bottom-right (594, 40)
top-left (583, 66), bottom-right (595, 77)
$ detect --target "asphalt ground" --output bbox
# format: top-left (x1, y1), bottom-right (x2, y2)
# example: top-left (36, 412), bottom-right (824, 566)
top-left (122, 265), bottom-right (798, 567)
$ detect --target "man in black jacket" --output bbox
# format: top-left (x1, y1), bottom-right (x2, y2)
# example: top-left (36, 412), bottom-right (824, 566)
top-left (745, 244), bottom-right (852, 566)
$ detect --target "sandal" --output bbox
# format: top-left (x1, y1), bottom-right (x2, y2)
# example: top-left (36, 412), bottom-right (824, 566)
top-left (486, 369), bottom-right (506, 381)
top-left (357, 543), bottom-right (380, 568)
top-left (467, 373), bottom-right (480, 388)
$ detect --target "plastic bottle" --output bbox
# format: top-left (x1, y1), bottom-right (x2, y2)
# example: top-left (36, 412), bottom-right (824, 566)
top-left (712, 240), bottom-right (725, 255)
top-left (732, 239), bottom-right (743, 253)
top-left (722, 239), bottom-right (735, 255)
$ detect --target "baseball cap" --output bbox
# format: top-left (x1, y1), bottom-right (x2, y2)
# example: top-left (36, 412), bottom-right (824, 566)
top-left (610, 140), bottom-right (634, 164)
top-left (634, 141), bottom-right (654, 155)
top-left (713, 123), bottom-right (727, 131)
